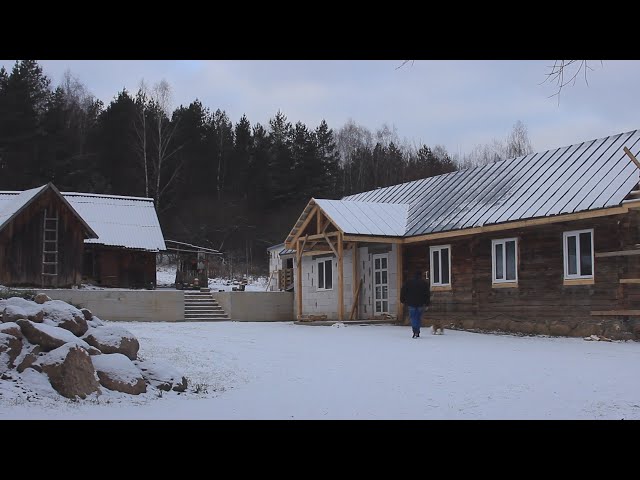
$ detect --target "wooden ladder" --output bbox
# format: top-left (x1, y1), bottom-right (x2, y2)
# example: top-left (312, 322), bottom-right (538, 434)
top-left (42, 209), bottom-right (59, 286)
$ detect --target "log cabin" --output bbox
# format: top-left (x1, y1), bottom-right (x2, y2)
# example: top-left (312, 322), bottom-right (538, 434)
top-left (284, 128), bottom-right (640, 340)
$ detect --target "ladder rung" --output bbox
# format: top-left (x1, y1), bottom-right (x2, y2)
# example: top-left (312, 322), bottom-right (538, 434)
top-left (41, 273), bottom-right (58, 276)
top-left (42, 262), bottom-right (58, 265)
top-left (43, 251), bottom-right (58, 254)
top-left (44, 229), bottom-right (58, 232)
top-left (44, 239), bottom-right (57, 243)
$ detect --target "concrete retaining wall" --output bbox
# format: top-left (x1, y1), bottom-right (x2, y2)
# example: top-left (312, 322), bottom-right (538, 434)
top-left (212, 291), bottom-right (294, 321)
top-left (38, 289), bottom-right (184, 322)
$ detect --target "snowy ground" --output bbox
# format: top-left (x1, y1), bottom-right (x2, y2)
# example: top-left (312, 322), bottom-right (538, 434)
top-left (2, 322), bottom-right (639, 419)
top-left (156, 265), bottom-right (268, 291)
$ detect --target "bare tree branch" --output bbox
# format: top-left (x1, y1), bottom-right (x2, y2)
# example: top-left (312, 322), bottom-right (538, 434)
top-left (542, 60), bottom-right (602, 103)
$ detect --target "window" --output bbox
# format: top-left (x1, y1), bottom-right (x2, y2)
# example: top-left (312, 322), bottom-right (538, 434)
top-left (429, 245), bottom-right (451, 286)
top-left (563, 229), bottom-right (594, 279)
top-left (317, 258), bottom-right (333, 290)
top-left (492, 238), bottom-right (518, 283)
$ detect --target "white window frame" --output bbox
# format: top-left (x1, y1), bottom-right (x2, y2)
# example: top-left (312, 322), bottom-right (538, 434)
top-left (372, 253), bottom-right (389, 314)
top-left (563, 229), bottom-right (594, 280)
top-left (316, 258), bottom-right (333, 291)
top-left (491, 238), bottom-right (518, 284)
top-left (429, 245), bottom-right (451, 286)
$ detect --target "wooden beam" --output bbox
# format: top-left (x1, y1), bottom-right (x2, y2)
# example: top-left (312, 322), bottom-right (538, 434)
top-left (591, 310), bottom-right (640, 316)
top-left (342, 235), bottom-right (404, 244)
top-left (316, 208), bottom-right (322, 234)
top-left (352, 242), bottom-right (359, 320)
top-left (620, 278), bottom-right (640, 284)
top-left (300, 234), bottom-right (309, 256)
top-left (296, 238), bottom-right (303, 318)
top-left (304, 231), bottom-right (339, 241)
top-left (563, 278), bottom-right (594, 286)
top-left (404, 205), bottom-right (630, 244)
top-left (323, 233), bottom-right (339, 257)
top-left (624, 146), bottom-right (640, 170)
top-left (287, 205), bottom-right (319, 248)
top-left (396, 243), bottom-right (403, 323)
top-left (595, 249), bottom-right (640, 258)
top-left (338, 232), bottom-right (344, 321)
top-left (301, 250), bottom-right (333, 257)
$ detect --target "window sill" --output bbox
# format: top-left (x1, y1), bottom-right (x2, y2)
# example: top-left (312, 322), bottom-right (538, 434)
top-left (492, 282), bottom-right (518, 289)
top-left (563, 278), bottom-right (594, 286)
top-left (431, 285), bottom-right (452, 292)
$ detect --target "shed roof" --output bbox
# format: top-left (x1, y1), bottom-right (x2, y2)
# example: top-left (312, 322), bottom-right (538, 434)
top-left (0, 188), bottom-right (165, 251)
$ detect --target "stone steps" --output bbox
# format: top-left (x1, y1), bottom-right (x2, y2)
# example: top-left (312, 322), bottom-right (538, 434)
top-left (183, 289), bottom-right (229, 321)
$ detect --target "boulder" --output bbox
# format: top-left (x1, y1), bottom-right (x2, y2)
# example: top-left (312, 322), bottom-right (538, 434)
top-left (0, 322), bottom-right (23, 340)
top-left (549, 322), bottom-right (573, 337)
top-left (83, 325), bottom-right (139, 360)
top-left (87, 316), bottom-right (105, 328)
top-left (34, 293), bottom-right (52, 304)
top-left (92, 353), bottom-right (146, 395)
top-left (34, 344), bottom-right (101, 399)
top-left (16, 319), bottom-right (90, 352)
top-left (1, 297), bottom-right (44, 322)
top-left (85, 346), bottom-right (102, 356)
top-left (0, 332), bottom-right (23, 367)
top-left (135, 358), bottom-right (188, 392)
top-left (80, 308), bottom-right (93, 321)
top-left (42, 301), bottom-right (88, 337)
top-left (17, 345), bottom-right (42, 373)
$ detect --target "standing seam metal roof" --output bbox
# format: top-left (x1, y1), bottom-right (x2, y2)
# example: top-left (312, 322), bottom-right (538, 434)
top-left (337, 129), bottom-right (640, 237)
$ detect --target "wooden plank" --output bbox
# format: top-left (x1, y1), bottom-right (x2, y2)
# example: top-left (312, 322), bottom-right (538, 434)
top-left (305, 231), bottom-right (339, 241)
top-left (623, 146), bottom-right (640, 170)
top-left (316, 208), bottom-right (322, 234)
top-left (342, 235), bottom-right (404, 244)
top-left (296, 238), bottom-right (303, 318)
top-left (352, 242), bottom-right (359, 319)
top-left (397, 243), bottom-right (404, 322)
top-left (620, 278), bottom-right (640, 284)
top-left (404, 205), bottom-right (630, 244)
top-left (591, 310), bottom-right (640, 316)
top-left (350, 278), bottom-right (363, 320)
top-left (595, 249), bottom-right (640, 258)
top-left (338, 232), bottom-right (344, 321)
top-left (563, 278), bottom-right (595, 286)
top-left (492, 282), bottom-right (518, 289)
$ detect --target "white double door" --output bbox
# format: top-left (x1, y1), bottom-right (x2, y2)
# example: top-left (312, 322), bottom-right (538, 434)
top-left (372, 253), bottom-right (389, 314)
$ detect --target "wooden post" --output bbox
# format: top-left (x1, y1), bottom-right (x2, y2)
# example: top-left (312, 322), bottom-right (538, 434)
top-left (352, 242), bottom-right (359, 320)
top-left (316, 208), bottom-right (322, 234)
top-left (624, 147), bottom-right (640, 170)
top-left (338, 232), bottom-right (344, 321)
top-left (397, 243), bottom-right (404, 323)
top-left (296, 238), bottom-right (303, 319)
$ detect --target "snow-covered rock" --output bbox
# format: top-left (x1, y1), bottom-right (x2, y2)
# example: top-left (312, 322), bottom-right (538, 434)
top-left (0, 332), bottom-right (23, 368)
top-left (33, 344), bottom-right (101, 399)
top-left (16, 345), bottom-right (42, 373)
top-left (134, 358), bottom-right (188, 392)
top-left (1, 303), bottom-right (44, 323)
top-left (87, 316), bottom-right (105, 328)
top-left (41, 300), bottom-right (88, 337)
top-left (92, 353), bottom-right (146, 395)
top-left (0, 322), bottom-right (23, 339)
top-left (83, 325), bottom-right (139, 360)
top-left (80, 308), bottom-right (93, 321)
top-left (16, 319), bottom-right (90, 352)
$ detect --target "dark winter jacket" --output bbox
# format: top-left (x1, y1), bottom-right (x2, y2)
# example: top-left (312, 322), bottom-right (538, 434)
top-left (400, 277), bottom-right (430, 307)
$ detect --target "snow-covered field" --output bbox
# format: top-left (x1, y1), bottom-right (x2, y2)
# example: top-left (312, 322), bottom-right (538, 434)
top-left (156, 265), bottom-right (268, 291)
top-left (2, 322), bottom-right (639, 419)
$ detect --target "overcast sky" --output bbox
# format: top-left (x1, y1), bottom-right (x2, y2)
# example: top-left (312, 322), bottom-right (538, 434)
top-left (2, 60), bottom-right (638, 156)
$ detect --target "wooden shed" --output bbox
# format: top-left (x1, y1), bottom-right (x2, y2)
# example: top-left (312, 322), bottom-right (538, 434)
top-left (0, 186), bottom-right (166, 289)
top-left (0, 183), bottom-right (97, 287)
top-left (284, 128), bottom-right (640, 340)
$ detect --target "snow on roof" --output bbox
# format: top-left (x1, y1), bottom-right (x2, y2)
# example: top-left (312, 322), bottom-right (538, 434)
top-left (341, 128), bottom-right (640, 237)
top-left (314, 199), bottom-right (409, 236)
top-left (0, 189), bottom-right (165, 252)
top-left (0, 185), bottom-right (48, 231)
top-left (64, 193), bottom-right (165, 252)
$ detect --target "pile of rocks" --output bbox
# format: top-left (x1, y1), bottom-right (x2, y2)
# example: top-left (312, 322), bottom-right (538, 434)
top-left (0, 294), bottom-right (187, 399)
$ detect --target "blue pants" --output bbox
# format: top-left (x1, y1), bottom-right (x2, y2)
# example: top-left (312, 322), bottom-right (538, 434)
top-left (409, 306), bottom-right (423, 334)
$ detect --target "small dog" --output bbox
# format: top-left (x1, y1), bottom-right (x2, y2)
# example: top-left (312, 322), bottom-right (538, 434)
top-left (431, 319), bottom-right (445, 335)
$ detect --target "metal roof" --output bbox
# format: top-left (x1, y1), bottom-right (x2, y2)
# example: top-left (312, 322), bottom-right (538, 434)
top-left (340, 129), bottom-right (640, 237)
top-left (314, 199), bottom-right (409, 236)
top-left (0, 188), bottom-right (165, 252)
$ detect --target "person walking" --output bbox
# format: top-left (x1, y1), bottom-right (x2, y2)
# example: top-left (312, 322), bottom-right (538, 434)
top-left (400, 270), bottom-right (430, 338)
